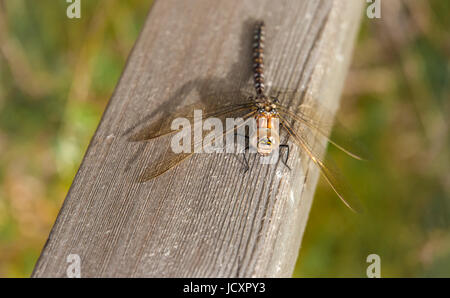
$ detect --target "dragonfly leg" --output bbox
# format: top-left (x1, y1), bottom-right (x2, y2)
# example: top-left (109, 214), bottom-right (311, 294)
top-left (234, 131), bottom-right (249, 152)
top-left (234, 131), bottom-right (250, 172)
top-left (234, 131), bottom-right (249, 140)
top-left (279, 144), bottom-right (291, 171)
top-left (242, 145), bottom-right (250, 173)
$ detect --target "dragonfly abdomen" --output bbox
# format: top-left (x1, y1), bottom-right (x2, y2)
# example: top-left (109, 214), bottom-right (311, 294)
top-left (253, 21), bottom-right (265, 96)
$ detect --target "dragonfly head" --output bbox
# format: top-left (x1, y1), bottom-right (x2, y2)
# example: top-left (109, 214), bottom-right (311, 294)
top-left (256, 101), bottom-right (278, 115)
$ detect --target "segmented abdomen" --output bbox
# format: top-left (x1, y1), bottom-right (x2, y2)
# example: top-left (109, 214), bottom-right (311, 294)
top-left (253, 21), bottom-right (265, 95)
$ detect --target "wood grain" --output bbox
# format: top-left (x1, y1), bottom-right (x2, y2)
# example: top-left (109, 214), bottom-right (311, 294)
top-left (32, 0), bottom-right (363, 277)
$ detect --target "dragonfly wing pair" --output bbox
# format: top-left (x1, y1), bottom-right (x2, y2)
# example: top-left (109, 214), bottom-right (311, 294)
top-left (134, 98), bottom-right (257, 181)
top-left (132, 90), bottom-right (367, 212)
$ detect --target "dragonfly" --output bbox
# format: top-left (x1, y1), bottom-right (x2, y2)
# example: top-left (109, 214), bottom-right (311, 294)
top-left (132, 21), bottom-right (367, 212)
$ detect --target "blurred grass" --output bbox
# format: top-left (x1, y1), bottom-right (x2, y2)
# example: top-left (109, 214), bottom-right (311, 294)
top-left (0, 0), bottom-right (151, 277)
top-left (0, 0), bottom-right (448, 277)
top-left (294, 0), bottom-right (450, 277)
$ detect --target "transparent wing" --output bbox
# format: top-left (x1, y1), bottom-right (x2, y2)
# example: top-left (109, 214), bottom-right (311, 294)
top-left (268, 88), bottom-right (370, 160)
top-left (277, 106), bottom-right (369, 160)
top-left (129, 88), bottom-right (263, 142)
top-left (130, 101), bottom-right (255, 142)
top-left (139, 110), bottom-right (257, 181)
top-left (279, 114), bottom-right (363, 213)
top-left (138, 152), bottom-right (194, 182)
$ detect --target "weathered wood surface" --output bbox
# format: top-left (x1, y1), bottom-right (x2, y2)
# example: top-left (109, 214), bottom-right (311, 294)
top-left (32, 0), bottom-right (363, 277)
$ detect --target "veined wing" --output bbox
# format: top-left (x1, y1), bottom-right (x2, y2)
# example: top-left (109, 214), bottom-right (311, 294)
top-left (277, 105), bottom-right (369, 161)
top-left (269, 88), bottom-right (370, 160)
top-left (130, 101), bottom-right (255, 142)
top-left (139, 110), bottom-right (257, 181)
top-left (279, 114), bottom-right (363, 213)
top-left (267, 88), bottom-right (369, 160)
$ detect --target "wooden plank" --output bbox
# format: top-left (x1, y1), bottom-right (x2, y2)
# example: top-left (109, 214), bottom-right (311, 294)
top-left (32, 0), bottom-right (363, 277)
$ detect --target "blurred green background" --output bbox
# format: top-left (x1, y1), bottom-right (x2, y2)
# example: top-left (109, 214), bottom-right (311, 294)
top-left (0, 0), bottom-right (448, 277)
